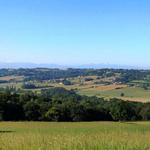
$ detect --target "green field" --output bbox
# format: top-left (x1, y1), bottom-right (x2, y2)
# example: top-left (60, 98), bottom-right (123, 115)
top-left (79, 87), bottom-right (150, 102)
top-left (0, 122), bottom-right (150, 150)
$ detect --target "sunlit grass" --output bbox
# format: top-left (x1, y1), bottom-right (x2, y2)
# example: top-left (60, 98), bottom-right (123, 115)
top-left (0, 122), bottom-right (150, 150)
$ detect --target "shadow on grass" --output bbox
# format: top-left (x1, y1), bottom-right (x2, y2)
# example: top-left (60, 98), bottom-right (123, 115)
top-left (0, 131), bottom-right (15, 133)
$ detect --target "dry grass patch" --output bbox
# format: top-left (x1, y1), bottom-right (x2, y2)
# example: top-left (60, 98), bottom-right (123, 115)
top-left (94, 84), bottom-right (127, 91)
top-left (0, 76), bottom-right (24, 81)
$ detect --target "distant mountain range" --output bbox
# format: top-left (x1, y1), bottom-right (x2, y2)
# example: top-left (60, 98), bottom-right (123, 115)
top-left (0, 62), bottom-right (149, 69)
top-left (0, 63), bottom-right (63, 69)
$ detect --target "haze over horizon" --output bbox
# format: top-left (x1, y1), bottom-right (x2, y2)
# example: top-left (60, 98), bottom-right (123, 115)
top-left (0, 62), bottom-right (150, 70)
top-left (0, 0), bottom-right (150, 66)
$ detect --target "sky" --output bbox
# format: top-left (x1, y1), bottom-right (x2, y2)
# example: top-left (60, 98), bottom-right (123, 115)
top-left (0, 0), bottom-right (150, 66)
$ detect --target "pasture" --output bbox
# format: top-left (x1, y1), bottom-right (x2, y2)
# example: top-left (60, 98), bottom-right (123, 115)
top-left (79, 87), bottom-right (150, 102)
top-left (0, 122), bottom-right (150, 150)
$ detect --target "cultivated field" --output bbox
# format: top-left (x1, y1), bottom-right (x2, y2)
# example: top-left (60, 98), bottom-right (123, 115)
top-left (0, 122), bottom-right (150, 150)
top-left (0, 76), bottom-right (24, 81)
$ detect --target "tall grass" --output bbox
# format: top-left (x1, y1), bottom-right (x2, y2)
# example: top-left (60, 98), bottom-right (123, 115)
top-left (0, 122), bottom-right (150, 150)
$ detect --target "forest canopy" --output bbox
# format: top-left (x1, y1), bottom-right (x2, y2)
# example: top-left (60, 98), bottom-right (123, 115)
top-left (0, 87), bottom-right (150, 121)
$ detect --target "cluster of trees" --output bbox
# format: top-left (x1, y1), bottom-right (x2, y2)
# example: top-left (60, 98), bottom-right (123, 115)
top-left (22, 82), bottom-right (54, 90)
top-left (22, 82), bottom-right (37, 89)
top-left (61, 79), bottom-right (72, 85)
top-left (0, 87), bottom-right (150, 121)
top-left (0, 80), bottom-right (8, 84)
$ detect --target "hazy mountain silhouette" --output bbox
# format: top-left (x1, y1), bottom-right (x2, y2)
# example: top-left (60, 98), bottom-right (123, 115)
top-left (0, 62), bottom-right (148, 69)
top-left (0, 63), bottom-right (63, 69)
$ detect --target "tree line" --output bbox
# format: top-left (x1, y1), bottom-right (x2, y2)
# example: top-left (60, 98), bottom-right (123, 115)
top-left (0, 68), bottom-right (150, 82)
top-left (0, 87), bottom-right (150, 121)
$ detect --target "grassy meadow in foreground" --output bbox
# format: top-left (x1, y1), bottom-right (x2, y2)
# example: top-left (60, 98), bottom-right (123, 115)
top-left (0, 122), bottom-right (150, 150)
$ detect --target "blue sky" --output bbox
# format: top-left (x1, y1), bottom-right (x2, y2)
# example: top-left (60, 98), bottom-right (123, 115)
top-left (0, 0), bottom-right (150, 66)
